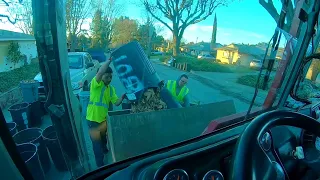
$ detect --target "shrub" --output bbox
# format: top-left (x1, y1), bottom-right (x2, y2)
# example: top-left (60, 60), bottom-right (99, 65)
top-left (7, 41), bottom-right (23, 67)
top-left (0, 60), bottom-right (40, 93)
top-left (173, 56), bottom-right (232, 73)
top-left (236, 74), bottom-right (272, 89)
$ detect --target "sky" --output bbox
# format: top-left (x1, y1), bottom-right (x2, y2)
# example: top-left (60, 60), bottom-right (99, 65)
top-left (0, 0), bottom-right (283, 45)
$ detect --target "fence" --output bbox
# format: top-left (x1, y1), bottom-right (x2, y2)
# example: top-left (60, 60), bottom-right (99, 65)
top-left (173, 62), bottom-right (189, 71)
top-left (0, 87), bottom-right (23, 109)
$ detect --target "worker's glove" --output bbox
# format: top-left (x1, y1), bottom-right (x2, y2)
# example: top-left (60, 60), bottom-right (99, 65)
top-left (121, 94), bottom-right (127, 100)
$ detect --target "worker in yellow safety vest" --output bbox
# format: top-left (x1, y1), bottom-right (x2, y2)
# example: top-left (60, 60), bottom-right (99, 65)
top-left (166, 74), bottom-right (190, 107)
top-left (86, 57), bottom-right (125, 167)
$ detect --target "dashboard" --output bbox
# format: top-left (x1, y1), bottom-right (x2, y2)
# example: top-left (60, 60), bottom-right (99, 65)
top-left (99, 104), bottom-right (320, 180)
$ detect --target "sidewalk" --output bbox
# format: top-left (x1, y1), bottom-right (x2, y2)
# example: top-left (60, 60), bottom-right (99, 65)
top-left (189, 71), bottom-right (268, 106)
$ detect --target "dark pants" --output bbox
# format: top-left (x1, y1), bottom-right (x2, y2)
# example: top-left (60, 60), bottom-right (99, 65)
top-left (87, 120), bottom-right (107, 167)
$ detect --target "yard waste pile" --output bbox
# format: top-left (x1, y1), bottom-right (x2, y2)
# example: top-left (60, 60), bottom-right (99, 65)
top-left (111, 41), bottom-right (180, 113)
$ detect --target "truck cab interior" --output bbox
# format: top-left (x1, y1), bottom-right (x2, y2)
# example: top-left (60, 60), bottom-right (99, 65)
top-left (2, 0), bottom-right (320, 180)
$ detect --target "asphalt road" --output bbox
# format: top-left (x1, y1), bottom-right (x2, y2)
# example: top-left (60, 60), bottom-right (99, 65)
top-left (109, 61), bottom-right (253, 113)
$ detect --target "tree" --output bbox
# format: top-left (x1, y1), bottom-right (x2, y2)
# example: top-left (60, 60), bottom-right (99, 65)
top-left (7, 0), bottom-right (33, 34)
top-left (66, 0), bottom-right (91, 51)
top-left (90, 9), bottom-right (113, 49)
top-left (259, 0), bottom-right (294, 32)
top-left (143, 0), bottom-right (229, 56)
top-left (153, 35), bottom-right (165, 48)
top-left (7, 41), bottom-right (23, 68)
top-left (137, 24), bottom-right (156, 49)
top-left (77, 33), bottom-right (90, 51)
top-left (90, 0), bottom-right (121, 49)
top-left (111, 17), bottom-right (139, 47)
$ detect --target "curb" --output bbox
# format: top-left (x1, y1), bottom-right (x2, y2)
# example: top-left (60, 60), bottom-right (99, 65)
top-left (188, 70), bottom-right (263, 106)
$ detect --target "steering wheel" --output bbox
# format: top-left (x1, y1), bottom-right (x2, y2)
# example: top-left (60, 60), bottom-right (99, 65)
top-left (230, 110), bottom-right (320, 180)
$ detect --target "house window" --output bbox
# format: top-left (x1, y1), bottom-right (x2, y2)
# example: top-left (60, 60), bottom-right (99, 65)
top-left (223, 51), bottom-right (230, 58)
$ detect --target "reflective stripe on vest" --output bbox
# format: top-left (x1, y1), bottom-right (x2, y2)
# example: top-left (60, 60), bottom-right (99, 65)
top-left (166, 80), bottom-right (189, 103)
top-left (88, 86), bottom-right (113, 109)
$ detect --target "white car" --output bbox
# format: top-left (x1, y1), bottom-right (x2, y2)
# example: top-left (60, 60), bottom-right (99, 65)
top-left (34, 52), bottom-right (100, 96)
top-left (250, 59), bottom-right (263, 69)
top-left (151, 50), bottom-right (163, 55)
top-left (197, 54), bottom-right (215, 61)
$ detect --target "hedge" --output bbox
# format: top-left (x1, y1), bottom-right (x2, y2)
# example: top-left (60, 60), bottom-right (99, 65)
top-left (0, 60), bottom-right (40, 93)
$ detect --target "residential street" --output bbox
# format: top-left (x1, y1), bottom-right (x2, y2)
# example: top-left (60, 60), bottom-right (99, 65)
top-left (110, 59), bottom-right (261, 113)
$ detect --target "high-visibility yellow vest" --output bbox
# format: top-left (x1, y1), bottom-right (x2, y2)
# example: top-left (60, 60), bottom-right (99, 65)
top-left (166, 80), bottom-right (189, 103)
top-left (86, 77), bottom-right (118, 123)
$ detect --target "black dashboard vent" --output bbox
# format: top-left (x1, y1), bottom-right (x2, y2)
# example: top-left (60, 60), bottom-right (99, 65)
top-left (301, 130), bottom-right (315, 147)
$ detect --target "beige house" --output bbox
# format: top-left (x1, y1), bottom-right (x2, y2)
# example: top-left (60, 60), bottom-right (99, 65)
top-left (0, 30), bottom-right (38, 72)
top-left (182, 42), bottom-right (223, 56)
top-left (216, 44), bottom-right (266, 65)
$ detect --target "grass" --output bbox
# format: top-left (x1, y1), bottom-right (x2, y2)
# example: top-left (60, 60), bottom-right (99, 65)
top-left (0, 59), bottom-right (40, 93)
top-left (236, 74), bottom-right (272, 90)
top-left (229, 66), bottom-right (256, 73)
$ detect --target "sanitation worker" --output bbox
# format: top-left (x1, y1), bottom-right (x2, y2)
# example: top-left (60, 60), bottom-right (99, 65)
top-left (166, 74), bottom-right (190, 107)
top-left (86, 57), bottom-right (125, 167)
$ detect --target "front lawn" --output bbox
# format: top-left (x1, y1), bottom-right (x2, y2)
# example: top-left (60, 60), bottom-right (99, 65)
top-left (236, 74), bottom-right (272, 89)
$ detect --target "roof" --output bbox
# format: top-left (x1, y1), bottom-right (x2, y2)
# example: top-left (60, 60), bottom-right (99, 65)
top-left (184, 42), bottom-right (223, 52)
top-left (0, 30), bottom-right (35, 41)
top-left (217, 44), bottom-right (265, 58)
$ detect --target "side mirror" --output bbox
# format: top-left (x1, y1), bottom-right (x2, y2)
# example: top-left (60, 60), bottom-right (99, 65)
top-left (86, 62), bottom-right (94, 69)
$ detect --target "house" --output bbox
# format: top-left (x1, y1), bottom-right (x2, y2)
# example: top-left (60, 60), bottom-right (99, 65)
top-left (0, 30), bottom-right (38, 72)
top-left (216, 44), bottom-right (266, 65)
top-left (181, 42), bottom-right (223, 56)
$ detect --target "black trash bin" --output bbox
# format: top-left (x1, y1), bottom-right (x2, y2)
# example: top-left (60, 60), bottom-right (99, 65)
top-left (43, 125), bottom-right (68, 171)
top-left (6, 122), bottom-right (17, 136)
top-left (8, 102), bottom-right (30, 131)
top-left (17, 143), bottom-right (45, 180)
top-left (28, 101), bottom-right (43, 128)
top-left (13, 128), bottom-right (51, 174)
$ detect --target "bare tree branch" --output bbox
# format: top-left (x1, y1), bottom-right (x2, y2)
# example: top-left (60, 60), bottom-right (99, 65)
top-left (143, 0), bottom-right (227, 56)
top-left (144, 1), bottom-right (173, 31)
top-left (7, 0), bottom-right (33, 34)
top-left (259, 0), bottom-right (292, 31)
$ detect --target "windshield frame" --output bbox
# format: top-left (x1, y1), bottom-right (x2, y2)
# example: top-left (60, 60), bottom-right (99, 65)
top-left (4, 0), bottom-right (320, 179)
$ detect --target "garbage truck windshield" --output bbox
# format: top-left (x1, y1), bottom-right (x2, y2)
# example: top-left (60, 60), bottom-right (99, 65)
top-left (1, 0), bottom-right (320, 179)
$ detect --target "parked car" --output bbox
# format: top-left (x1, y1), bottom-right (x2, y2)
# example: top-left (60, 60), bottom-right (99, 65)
top-left (151, 50), bottom-right (164, 55)
top-left (87, 48), bottom-right (107, 63)
top-left (34, 52), bottom-right (100, 96)
top-left (197, 54), bottom-right (215, 61)
top-left (250, 59), bottom-right (263, 69)
top-left (167, 56), bottom-right (176, 67)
